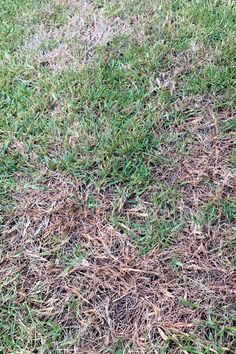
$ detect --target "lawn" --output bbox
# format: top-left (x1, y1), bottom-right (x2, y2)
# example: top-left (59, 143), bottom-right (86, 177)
top-left (0, 0), bottom-right (236, 353)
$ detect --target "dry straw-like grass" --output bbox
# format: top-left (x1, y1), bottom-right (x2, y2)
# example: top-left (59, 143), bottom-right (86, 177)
top-left (1, 102), bottom-right (236, 352)
top-left (2, 125), bottom-right (236, 352)
top-left (25, 0), bottom-right (132, 72)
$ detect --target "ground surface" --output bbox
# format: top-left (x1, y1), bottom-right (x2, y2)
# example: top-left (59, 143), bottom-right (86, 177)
top-left (0, 0), bottom-right (236, 353)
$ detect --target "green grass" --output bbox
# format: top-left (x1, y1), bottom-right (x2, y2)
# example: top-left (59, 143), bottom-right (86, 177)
top-left (1, 0), bottom-right (236, 352)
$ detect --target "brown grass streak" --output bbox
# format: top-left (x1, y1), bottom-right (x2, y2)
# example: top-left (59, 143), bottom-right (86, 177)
top-left (25, 0), bottom-right (132, 72)
top-left (1, 142), bottom-right (236, 352)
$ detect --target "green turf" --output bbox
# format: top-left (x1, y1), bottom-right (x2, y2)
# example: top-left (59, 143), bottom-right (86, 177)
top-left (1, 0), bottom-right (236, 352)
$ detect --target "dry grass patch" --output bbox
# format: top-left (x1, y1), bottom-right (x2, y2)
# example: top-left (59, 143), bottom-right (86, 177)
top-left (2, 1), bottom-right (236, 352)
top-left (25, 0), bottom-right (132, 71)
top-left (155, 103), bottom-right (236, 210)
top-left (1, 171), bottom-right (236, 352)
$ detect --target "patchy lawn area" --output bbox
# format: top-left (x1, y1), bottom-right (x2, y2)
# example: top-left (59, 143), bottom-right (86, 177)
top-left (0, 0), bottom-right (236, 353)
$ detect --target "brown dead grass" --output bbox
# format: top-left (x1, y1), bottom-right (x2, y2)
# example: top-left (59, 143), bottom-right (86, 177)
top-left (2, 153), bottom-right (236, 353)
top-left (1, 88), bottom-right (236, 352)
top-left (26, 0), bottom-right (132, 72)
top-left (155, 102), bottom-right (236, 211)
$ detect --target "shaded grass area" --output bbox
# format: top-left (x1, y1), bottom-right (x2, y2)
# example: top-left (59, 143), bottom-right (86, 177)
top-left (0, 0), bottom-right (236, 352)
